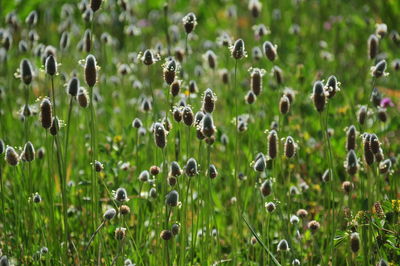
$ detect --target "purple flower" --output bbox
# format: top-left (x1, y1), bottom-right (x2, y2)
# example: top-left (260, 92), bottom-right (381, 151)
top-left (380, 97), bottom-right (394, 108)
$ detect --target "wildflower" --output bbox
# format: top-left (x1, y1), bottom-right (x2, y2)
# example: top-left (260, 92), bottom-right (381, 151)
top-left (115, 227), bottom-right (126, 240)
top-left (370, 60), bottom-right (389, 78)
top-left (284, 136), bottom-right (297, 158)
top-left (165, 190), bottom-right (179, 207)
top-left (163, 59), bottom-right (177, 85)
top-left (350, 232), bottom-right (360, 253)
top-left (171, 223), bottom-right (180, 235)
top-left (160, 230), bottom-right (173, 240)
top-left (115, 187), bottom-right (129, 202)
top-left (103, 208), bottom-right (116, 220)
top-left (5, 146), bottom-right (19, 166)
top-left (311, 81), bottom-right (327, 112)
top-left (268, 130), bottom-right (278, 159)
top-left (367, 34), bottom-right (379, 59)
top-left (254, 153), bottom-right (266, 172)
top-left (182, 12), bottom-right (197, 34)
top-left (260, 179), bottom-right (272, 197)
top-left (342, 181), bottom-right (354, 194)
top-left (290, 215), bottom-right (299, 224)
top-left (230, 39), bottom-right (247, 60)
top-left (279, 95), bottom-right (290, 115)
top-left (263, 41), bottom-right (278, 61)
top-left (139, 170), bottom-right (150, 182)
top-left (22, 141), bottom-right (35, 162)
top-left (85, 54), bottom-right (98, 87)
top-left (249, 0), bottom-right (262, 17)
top-left (277, 239), bottom-right (289, 251)
top-left (45, 55), bottom-right (57, 76)
top-left (77, 87), bottom-right (90, 108)
top-left (296, 209), bottom-right (308, 219)
top-left (201, 113), bottom-right (216, 138)
top-left (67, 77), bottom-right (79, 96)
top-left (249, 68), bottom-right (265, 96)
top-left (153, 122), bottom-right (167, 149)
top-left (265, 202), bottom-right (276, 213)
top-left (325, 75), bottom-right (340, 98)
top-left (40, 98), bottom-right (52, 129)
top-left (208, 164), bottom-right (218, 179)
top-left (202, 88), bottom-right (216, 113)
top-left (185, 158), bottom-right (198, 177)
top-left (308, 220), bottom-right (320, 234)
top-left (20, 59), bottom-right (33, 85)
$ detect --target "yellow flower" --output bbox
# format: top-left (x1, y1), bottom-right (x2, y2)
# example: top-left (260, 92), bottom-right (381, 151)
top-left (113, 135), bottom-right (122, 143)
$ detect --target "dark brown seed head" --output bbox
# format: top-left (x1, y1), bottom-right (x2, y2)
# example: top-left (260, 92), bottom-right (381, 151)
top-left (268, 130), bottom-right (278, 159)
top-left (153, 122), bottom-right (167, 149)
top-left (272, 65), bottom-right (283, 84)
top-left (194, 111), bottom-right (204, 127)
top-left (0, 139), bottom-right (4, 155)
top-left (182, 12), bottom-right (197, 34)
top-left (249, 0), bottom-right (262, 18)
top-left (220, 69), bottom-right (229, 84)
top-left (115, 187), bottom-right (128, 202)
top-left (346, 125), bottom-right (357, 151)
top-left (357, 105), bottom-right (367, 125)
top-left (20, 59), bottom-right (33, 85)
top-left (326, 75), bottom-right (339, 99)
top-left (202, 88), bottom-right (216, 113)
top-left (188, 80), bottom-right (198, 94)
top-left (5, 146), bottom-right (19, 166)
top-left (25, 10), bottom-right (38, 26)
top-left (141, 98), bottom-right (152, 112)
top-left (296, 209), bottom-right (308, 219)
top-left (346, 149), bottom-right (359, 175)
top-left (142, 49), bottom-right (155, 65)
top-left (119, 205), bottom-right (130, 216)
top-left (45, 55), bottom-right (57, 76)
top-left (254, 153), bottom-right (266, 172)
top-left (91, 158), bottom-right (103, 171)
top-left (149, 187), bottom-right (157, 198)
top-left (78, 87), bottom-right (90, 108)
top-left (183, 106), bottom-right (194, 126)
top-left (83, 29), bottom-right (91, 52)
top-left (266, 202), bottom-right (276, 213)
top-left (171, 223), bottom-right (180, 235)
top-left (22, 141), bottom-right (35, 162)
top-left (250, 68), bottom-right (263, 95)
top-left (162, 117), bottom-right (172, 132)
top-left (60, 31), bottom-right (70, 50)
top-left (132, 118), bottom-right (143, 129)
top-left (279, 95), bottom-right (290, 115)
top-left (371, 88), bottom-right (382, 107)
top-left (312, 81), bottom-right (326, 112)
top-left (170, 161), bottom-right (182, 177)
top-left (37, 147), bottom-right (45, 159)
top-left (252, 46), bottom-right (262, 61)
top-left (370, 134), bottom-right (380, 154)
top-left (185, 158), bottom-right (198, 177)
top-left (308, 220), bottom-right (321, 234)
top-left (368, 34), bottom-right (379, 60)
top-left (85, 54), bottom-right (97, 87)
top-left (150, 165), bottom-right (160, 176)
top-left (115, 227), bottom-right (126, 240)
top-left (204, 50), bottom-right (217, 69)
top-left (103, 208), bottom-right (117, 220)
top-left (90, 0), bottom-right (102, 12)
top-left (342, 181), bottom-right (354, 194)
top-left (49, 116), bottom-right (60, 136)
top-left (231, 39), bottom-right (246, 60)
top-left (40, 98), bottom-right (52, 129)
top-left (260, 179), bottom-right (272, 197)
top-left (363, 134), bottom-right (374, 166)
top-left (160, 230), bottom-right (173, 241)
top-left (67, 77), bottom-right (79, 96)
top-left (277, 239), bottom-right (289, 252)
top-left (165, 190), bottom-right (179, 207)
top-left (163, 59), bottom-right (176, 85)
top-left (173, 107), bottom-right (182, 123)
top-left (170, 80), bottom-right (181, 97)
top-left (263, 41), bottom-right (277, 61)
top-left (377, 107), bottom-right (387, 122)
top-left (201, 113), bottom-right (215, 138)
top-left (371, 60), bottom-right (387, 78)
top-left (245, 90), bottom-right (256, 104)
top-left (350, 232), bottom-right (360, 253)
top-left (208, 164), bottom-right (218, 179)
top-left (168, 176), bottom-right (177, 186)
top-left (139, 170), bottom-right (149, 182)
top-left (284, 136), bottom-right (296, 158)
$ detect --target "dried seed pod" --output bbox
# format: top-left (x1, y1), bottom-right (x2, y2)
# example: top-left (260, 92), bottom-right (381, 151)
top-left (368, 34), bottom-right (379, 60)
top-left (268, 130), bottom-right (278, 159)
top-left (115, 187), bottom-right (129, 202)
top-left (284, 136), bottom-right (296, 158)
top-left (249, 0), bottom-right (262, 18)
top-left (90, 0), bottom-right (102, 12)
top-left (45, 55), bottom-right (57, 76)
top-left (231, 39), bottom-right (246, 60)
top-left (311, 81), bottom-right (326, 112)
top-left (163, 59), bottom-right (176, 85)
top-left (185, 158), bottom-right (198, 177)
top-left (182, 12), bottom-right (197, 34)
top-left (160, 230), bottom-right (173, 241)
top-left (165, 190), bottom-right (179, 207)
top-left (371, 60), bottom-right (388, 78)
top-left (377, 107), bottom-right (387, 122)
top-left (208, 164), bottom-right (218, 179)
top-left (254, 153), bottom-right (266, 172)
top-left (350, 232), bottom-right (360, 253)
top-left (201, 113), bottom-right (216, 138)
top-left (346, 125), bottom-right (357, 151)
top-left (40, 98), bottom-right (52, 129)
top-left (277, 239), bottom-right (289, 252)
top-left (170, 161), bottom-right (182, 177)
top-left (296, 209), bottom-right (308, 219)
top-left (60, 31), bottom-right (70, 51)
top-left (115, 227), bottom-right (126, 240)
top-left (342, 181), bottom-right (354, 194)
top-left (94, 160), bottom-right (104, 172)
top-left (322, 169), bottom-right (331, 182)
top-left (265, 202), bottom-right (276, 213)
top-left (132, 118), bottom-right (143, 129)
top-left (202, 88), bottom-right (216, 113)
top-left (308, 220), bottom-right (320, 234)
top-left (85, 54), bottom-right (97, 87)
top-left (279, 94), bottom-right (290, 115)
top-left (171, 223), bottom-right (180, 235)
top-left (153, 122), bottom-right (167, 149)
top-left (260, 179), bottom-right (272, 197)
top-left (379, 159), bottom-right (391, 174)
top-left (183, 106), bottom-right (194, 126)
top-left (103, 208), bottom-right (116, 220)
top-left (363, 134), bottom-right (374, 166)
top-left (357, 105), bottom-right (367, 125)
top-left (173, 107), bottom-right (182, 122)
top-left (20, 59), bottom-right (33, 85)
top-left (5, 146), bottom-right (19, 166)
top-left (263, 41), bottom-right (277, 61)
top-left (49, 116), bottom-right (60, 136)
top-left (67, 77), bottom-right (79, 96)
top-left (345, 149), bottom-right (359, 175)
top-left (170, 80), bottom-right (181, 97)
top-left (22, 141), bottom-right (35, 162)
top-left (139, 170), bottom-right (150, 182)
top-left (77, 87), bottom-right (90, 108)
top-left (326, 75), bottom-right (340, 99)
